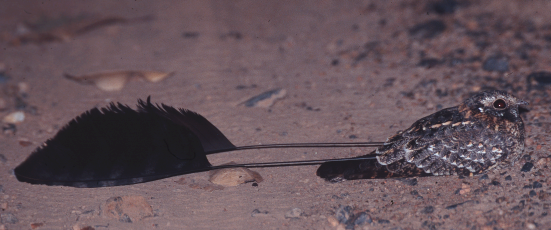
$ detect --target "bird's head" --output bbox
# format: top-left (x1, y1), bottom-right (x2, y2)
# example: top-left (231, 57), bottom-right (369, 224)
top-left (464, 90), bottom-right (528, 121)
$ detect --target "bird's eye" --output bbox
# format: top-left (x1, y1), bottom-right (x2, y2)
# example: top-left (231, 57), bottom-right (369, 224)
top-left (493, 99), bottom-right (507, 109)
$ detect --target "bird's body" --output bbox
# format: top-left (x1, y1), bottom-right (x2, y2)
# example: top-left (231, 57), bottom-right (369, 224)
top-left (14, 90), bottom-right (527, 187)
top-left (316, 90), bottom-right (527, 181)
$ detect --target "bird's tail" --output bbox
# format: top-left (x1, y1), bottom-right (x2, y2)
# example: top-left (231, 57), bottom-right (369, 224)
top-left (316, 154), bottom-right (432, 181)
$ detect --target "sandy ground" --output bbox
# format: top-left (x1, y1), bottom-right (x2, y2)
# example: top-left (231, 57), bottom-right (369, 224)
top-left (1, 0), bottom-right (551, 229)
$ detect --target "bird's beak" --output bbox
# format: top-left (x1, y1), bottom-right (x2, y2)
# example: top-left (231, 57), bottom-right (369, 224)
top-left (517, 100), bottom-right (529, 106)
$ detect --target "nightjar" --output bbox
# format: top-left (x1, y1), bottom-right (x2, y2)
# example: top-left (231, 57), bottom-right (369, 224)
top-left (316, 90), bottom-right (528, 181)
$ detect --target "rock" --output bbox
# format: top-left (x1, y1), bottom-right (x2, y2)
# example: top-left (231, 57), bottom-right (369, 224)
top-left (0, 213), bottom-right (18, 224)
top-left (208, 164), bottom-right (263, 186)
top-left (335, 205), bottom-right (352, 223)
top-left (284, 208), bottom-right (304, 219)
top-left (482, 55), bottom-right (509, 72)
top-left (459, 183), bottom-right (471, 195)
top-left (352, 212), bottom-right (372, 226)
top-left (100, 196), bottom-right (153, 222)
top-left (533, 181), bottom-right (543, 188)
top-left (520, 162), bottom-right (534, 172)
top-left (2, 112), bottom-right (25, 124)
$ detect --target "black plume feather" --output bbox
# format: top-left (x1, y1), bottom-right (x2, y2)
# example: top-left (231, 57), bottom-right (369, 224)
top-left (14, 97), bottom-right (235, 187)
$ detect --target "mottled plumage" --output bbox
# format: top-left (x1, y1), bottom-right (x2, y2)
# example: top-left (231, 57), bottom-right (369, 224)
top-left (317, 90), bottom-right (527, 181)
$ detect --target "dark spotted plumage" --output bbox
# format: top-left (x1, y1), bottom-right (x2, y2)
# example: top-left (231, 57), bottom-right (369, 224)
top-left (316, 90), bottom-right (527, 181)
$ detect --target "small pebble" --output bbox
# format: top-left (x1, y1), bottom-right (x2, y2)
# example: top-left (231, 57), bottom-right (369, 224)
top-left (421, 206), bottom-right (434, 214)
top-left (18, 138), bottom-right (33, 147)
top-left (521, 162), bottom-right (534, 172)
top-left (30, 223), bottom-right (44, 229)
top-left (459, 183), bottom-right (471, 195)
top-left (2, 112), bottom-right (25, 124)
top-left (251, 209), bottom-right (270, 217)
top-left (483, 55), bottom-right (509, 72)
top-left (335, 205), bottom-right (352, 223)
top-left (535, 158), bottom-right (548, 168)
top-left (352, 212), bottom-right (372, 225)
top-left (504, 175), bottom-right (512, 181)
top-left (409, 20), bottom-right (446, 39)
top-left (0, 213), bottom-right (18, 224)
top-left (284, 208), bottom-right (303, 219)
top-left (533, 181), bottom-right (543, 188)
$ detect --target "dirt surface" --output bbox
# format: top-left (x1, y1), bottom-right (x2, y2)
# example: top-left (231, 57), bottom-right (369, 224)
top-left (1, 1), bottom-right (551, 229)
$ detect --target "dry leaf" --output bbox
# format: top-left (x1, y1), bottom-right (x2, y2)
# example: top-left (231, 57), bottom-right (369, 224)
top-left (65, 70), bottom-right (173, 91)
top-left (10, 15), bottom-right (153, 45)
top-left (241, 88), bottom-right (287, 108)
